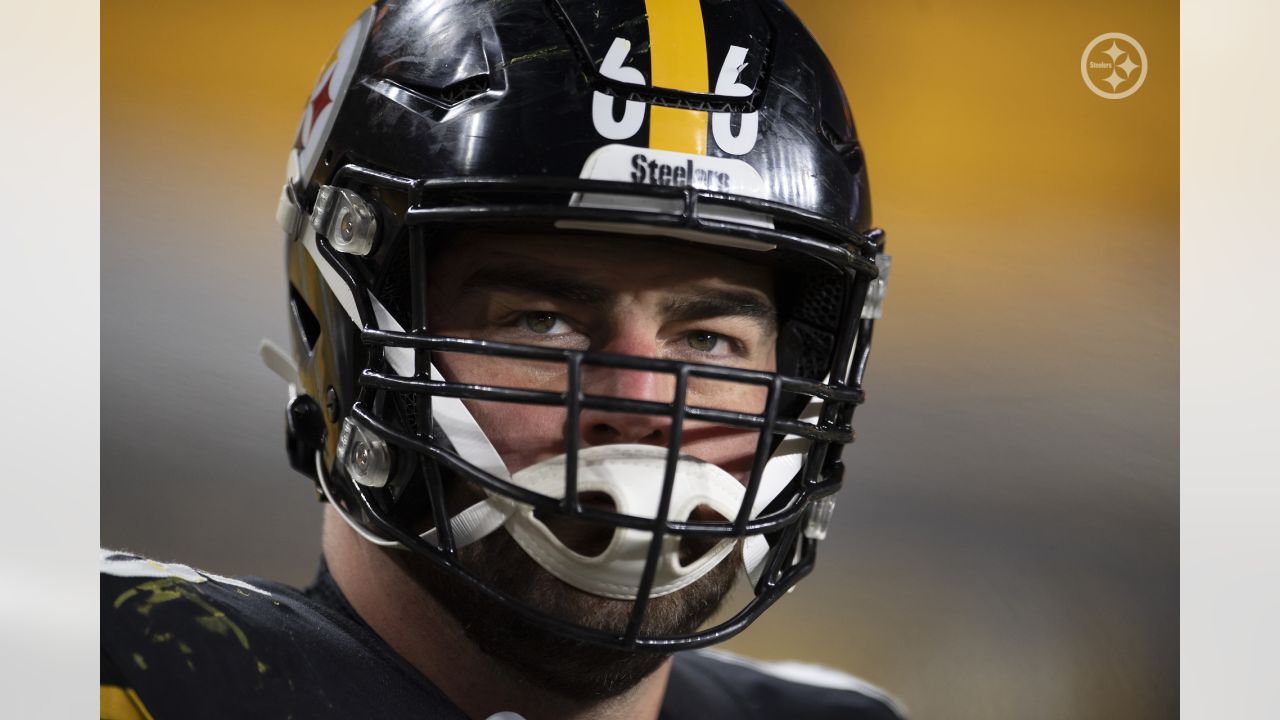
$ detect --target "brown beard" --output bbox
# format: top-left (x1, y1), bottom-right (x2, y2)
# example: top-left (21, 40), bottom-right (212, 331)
top-left (388, 526), bottom-right (742, 701)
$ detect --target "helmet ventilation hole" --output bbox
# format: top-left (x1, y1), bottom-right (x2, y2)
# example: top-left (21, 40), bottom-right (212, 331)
top-left (289, 284), bottom-right (322, 353)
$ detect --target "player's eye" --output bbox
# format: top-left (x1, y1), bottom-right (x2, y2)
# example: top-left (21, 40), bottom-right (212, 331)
top-left (687, 331), bottom-right (729, 354)
top-left (522, 311), bottom-right (570, 335)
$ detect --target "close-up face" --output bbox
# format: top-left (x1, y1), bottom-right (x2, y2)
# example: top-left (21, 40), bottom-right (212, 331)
top-left (426, 230), bottom-right (779, 482)
top-left (398, 230), bottom-right (789, 693)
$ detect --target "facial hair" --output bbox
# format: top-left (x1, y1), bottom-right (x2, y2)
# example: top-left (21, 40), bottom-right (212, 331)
top-left (389, 526), bottom-right (742, 701)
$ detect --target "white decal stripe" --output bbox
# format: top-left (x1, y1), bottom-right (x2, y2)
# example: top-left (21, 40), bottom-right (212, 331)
top-left (300, 223), bottom-right (363, 324)
top-left (576, 143), bottom-right (769, 198)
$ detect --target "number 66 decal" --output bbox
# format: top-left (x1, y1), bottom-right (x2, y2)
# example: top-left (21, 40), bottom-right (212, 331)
top-left (591, 38), bottom-right (760, 156)
top-left (709, 45), bottom-right (758, 155)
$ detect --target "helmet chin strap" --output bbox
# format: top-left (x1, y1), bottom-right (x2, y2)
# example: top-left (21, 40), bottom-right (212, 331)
top-left (491, 445), bottom-right (751, 600)
top-left (297, 227), bottom-right (814, 597)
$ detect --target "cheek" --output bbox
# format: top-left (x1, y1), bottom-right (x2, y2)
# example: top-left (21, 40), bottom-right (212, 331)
top-left (681, 379), bottom-right (774, 482)
top-left (687, 378), bottom-right (770, 415)
top-left (434, 352), bottom-right (570, 474)
top-left (465, 400), bottom-right (567, 474)
top-left (680, 427), bottom-right (764, 483)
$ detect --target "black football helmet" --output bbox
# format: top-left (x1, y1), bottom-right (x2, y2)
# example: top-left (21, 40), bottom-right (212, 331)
top-left (266, 0), bottom-right (890, 650)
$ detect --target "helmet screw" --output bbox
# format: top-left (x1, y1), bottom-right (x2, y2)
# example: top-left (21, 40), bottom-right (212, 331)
top-left (339, 209), bottom-right (355, 240)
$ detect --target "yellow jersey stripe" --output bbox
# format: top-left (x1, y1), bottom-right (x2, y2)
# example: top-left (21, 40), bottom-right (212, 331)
top-left (100, 685), bottom-right (156, 720)
top-left (644, 0), bottom-right (709, 154)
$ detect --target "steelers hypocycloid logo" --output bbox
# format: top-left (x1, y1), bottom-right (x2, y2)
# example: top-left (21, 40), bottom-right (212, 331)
top-left (1081, 32), bottom-right (1148, 100)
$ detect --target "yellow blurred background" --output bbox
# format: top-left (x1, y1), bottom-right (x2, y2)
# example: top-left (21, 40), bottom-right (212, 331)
top-left (102, 2), bottom-right (1176, 718)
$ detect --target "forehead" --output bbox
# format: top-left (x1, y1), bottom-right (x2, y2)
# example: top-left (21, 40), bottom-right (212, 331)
top-left (427, 230), bottom-right (775, 297)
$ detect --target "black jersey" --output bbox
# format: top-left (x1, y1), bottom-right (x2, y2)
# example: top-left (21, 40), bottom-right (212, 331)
top-left (100, 550), bottom-right (905, 719)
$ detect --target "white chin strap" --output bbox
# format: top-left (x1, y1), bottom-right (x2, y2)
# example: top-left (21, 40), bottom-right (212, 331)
top-left (492, 445), bottom-right (748, 599)
top-left (295, 223), bottom-right (813, 598)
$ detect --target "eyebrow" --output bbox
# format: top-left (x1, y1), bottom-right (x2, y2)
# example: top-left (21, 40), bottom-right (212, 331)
top-left (459, 263), bottom-right (776, 332)
top-left (661, 291), bottom-right (777, 334)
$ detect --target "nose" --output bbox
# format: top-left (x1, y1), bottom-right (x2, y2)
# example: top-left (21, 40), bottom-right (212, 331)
top-left (576, 330), bottom-right (675, 447)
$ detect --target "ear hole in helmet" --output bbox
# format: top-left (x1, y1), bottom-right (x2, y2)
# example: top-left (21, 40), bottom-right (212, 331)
top-left (289, 284), bottom-right (322, 353)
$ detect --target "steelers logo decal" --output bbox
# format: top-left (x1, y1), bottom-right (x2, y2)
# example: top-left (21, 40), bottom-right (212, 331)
top-left (288, 6), bottom-right (375, 189)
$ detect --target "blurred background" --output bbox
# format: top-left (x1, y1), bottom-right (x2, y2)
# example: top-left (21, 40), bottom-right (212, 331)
top-left (102, 1), bottom-right (1176, 718)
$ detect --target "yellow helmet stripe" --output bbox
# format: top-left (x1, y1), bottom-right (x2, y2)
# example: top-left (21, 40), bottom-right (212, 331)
top-left (644, 0), bottom-right (709, 155)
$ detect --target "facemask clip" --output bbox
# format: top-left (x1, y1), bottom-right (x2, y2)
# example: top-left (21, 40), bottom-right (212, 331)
top-left (312, 185), bottom-right (378, 255)
top-left (861, 252), bottom-right (892, 320)
top-left (338, 417), bottom-right (393, 488)
top-left (803, 495), bottom-right (838, 540)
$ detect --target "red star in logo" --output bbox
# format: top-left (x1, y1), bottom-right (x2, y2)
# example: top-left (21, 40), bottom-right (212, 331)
top-left (308, 68), bottom-right (336, 133)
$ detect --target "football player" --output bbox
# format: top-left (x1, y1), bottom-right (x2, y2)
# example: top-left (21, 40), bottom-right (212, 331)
top-left (101, 1), bottom-right (899, 718)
